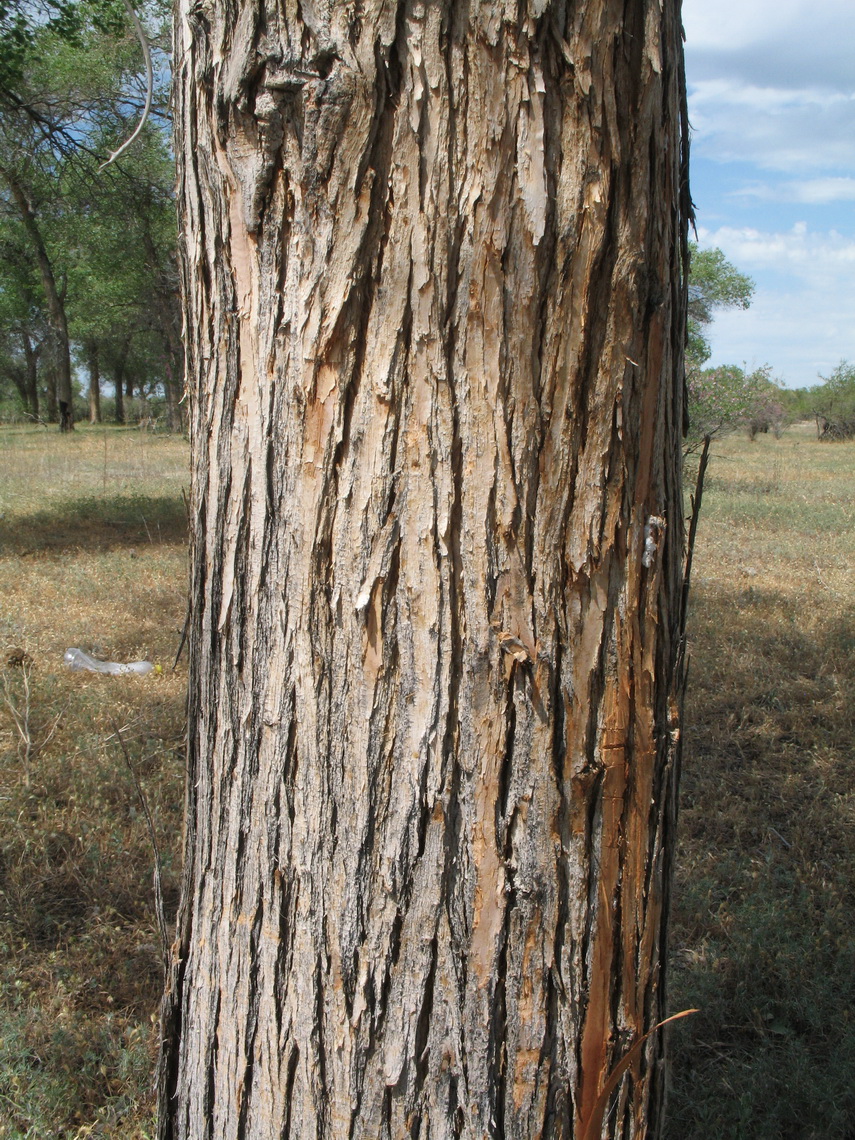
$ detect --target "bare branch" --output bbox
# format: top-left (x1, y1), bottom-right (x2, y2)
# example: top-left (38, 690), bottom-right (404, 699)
top-left (98, 0), bottom-right (153, 171)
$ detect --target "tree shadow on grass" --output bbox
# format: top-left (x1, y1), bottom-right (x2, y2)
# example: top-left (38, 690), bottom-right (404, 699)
top-left (666, 586), bottom-right (855, 1140)
top-left (1, 493), bottom-right (188, 556)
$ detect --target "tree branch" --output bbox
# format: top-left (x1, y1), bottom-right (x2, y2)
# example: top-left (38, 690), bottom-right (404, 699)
top-left (98, 0), bottom-right (153, 171)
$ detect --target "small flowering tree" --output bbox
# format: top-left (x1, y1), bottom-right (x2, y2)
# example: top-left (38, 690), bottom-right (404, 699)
top-left (686, 364), bottom-right (783, 451)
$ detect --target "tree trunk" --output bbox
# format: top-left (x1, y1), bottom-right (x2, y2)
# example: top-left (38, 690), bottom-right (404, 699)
top-left (88, 342), bottom-right (102, 424)
top-left (142, 225), bottom-right (186, 431)
top-left (3, 170), bottom-right (74, 430)
top-left (113, 337), bottom-right (130, 424)
top-left (7, 361), bottom-right (28, 409)
top-left (43, 333), bottom-right (58, 423)
top-left (22, 330), bottom-right (39, 420)
top-left (160, 2), bottom-right (690, 1138)
top-left (163, 354), bottom-right (184, 432)
top-left (160, 305), bottom-right (185, 432)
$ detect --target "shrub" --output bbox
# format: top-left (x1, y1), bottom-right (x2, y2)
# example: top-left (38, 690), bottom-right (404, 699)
top-left (686, 364), bottom-right (785, 450)
top-left (811, 360), bottom-right (855, 440)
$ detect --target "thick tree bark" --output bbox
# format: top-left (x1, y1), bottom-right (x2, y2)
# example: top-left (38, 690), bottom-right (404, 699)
top-left (161, 2), bottom-right (690, 1138)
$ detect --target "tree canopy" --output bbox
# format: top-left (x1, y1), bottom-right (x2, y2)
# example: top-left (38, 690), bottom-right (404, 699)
top-left (0, 0), bottom-right (180, 427)
top-left (686, 243), bottom-right (754, 369)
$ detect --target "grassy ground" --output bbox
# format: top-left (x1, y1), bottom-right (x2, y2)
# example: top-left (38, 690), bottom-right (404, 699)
top-left (0, 425), bottom-right (188, 1139)
top-left (0, 422), bottom-right (853, 1137)
top-left (666, 423), bottom-right (855, 1139)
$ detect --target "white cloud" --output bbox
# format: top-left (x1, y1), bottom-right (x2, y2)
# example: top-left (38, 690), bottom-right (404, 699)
top-left (683, 0), bottom-right (829, 51)
top-left (703, 290), bottom-right (853, 387)
top-left (696, 225), bottom-right (855, 386)
top-left (681, 0), bottom-right (855, 385)
top-left (688, 81), bottom-right (855, 173)
top-left (697, 223), bottom-right (855, 278)
top-left (733, 178), bottom-right (855, 204)
top-left (683, 0), bottom-right (855, 93)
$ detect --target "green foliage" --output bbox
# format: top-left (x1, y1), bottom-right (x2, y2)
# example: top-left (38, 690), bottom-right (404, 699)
top-left (683, 244), bottom-right (763, 448)
top-left (686, 364), bottom-right (785, 450)
top-left (0, 986), bottom-right (157, 1138)
top-left (687, 243), bottom-right (755, 369)
top-left (0, 426), bottom-right (188, 1136)
top-left (667, 428), bottom-right (855, 1138)
top-left (811, 360), bottom-right (855, 439)
top-left (0, 0), bottom-right (180, 426)
top-left (775, 386), bottom-right (816, 423)
top-left (0, 0), bottom-right (136, 111)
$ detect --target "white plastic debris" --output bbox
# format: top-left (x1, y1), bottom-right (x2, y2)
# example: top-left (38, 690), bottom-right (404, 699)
top-left (642, 515), bottom-right (666, 569)
top-left (64, 648), bottom-right (154, 676)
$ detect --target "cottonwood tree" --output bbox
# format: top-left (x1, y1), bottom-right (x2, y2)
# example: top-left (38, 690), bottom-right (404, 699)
top-left (160, 1), bottom-right (691, 1137)
top-left (0, 0), bottom-right (175, 428)
top-left (685, 243), bottom-right (753, 371)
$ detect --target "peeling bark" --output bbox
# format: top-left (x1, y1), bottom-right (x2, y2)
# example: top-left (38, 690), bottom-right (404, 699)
top-left (161, 1), bottom-right (690, 1137)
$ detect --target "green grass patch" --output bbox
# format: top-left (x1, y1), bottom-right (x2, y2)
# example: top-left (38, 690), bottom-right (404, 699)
top-left (666, 427), bottom-right (855, 1139)
top-left (2, 423), bottom-right (855, 1135)
top-left (0, 426), bottom-right (187, 1137)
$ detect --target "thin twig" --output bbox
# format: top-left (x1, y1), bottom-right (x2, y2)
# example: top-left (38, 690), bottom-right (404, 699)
top-left (1, 666), bottom-right (32, 779)
top-left (98, 0), bottom-right (153, 171)
top-left (173, 487), bottom-right (193, 671)
top-left (2, 663), bottom-right (65, 787)
top-left (769, 827), bottom-right (792, 850)
top-left (111, 720), bottom-right (170, 970)
top-left (580, 1010), bottom-right (698, 1140)
top-left (681, 432), bottom-right (712, 635)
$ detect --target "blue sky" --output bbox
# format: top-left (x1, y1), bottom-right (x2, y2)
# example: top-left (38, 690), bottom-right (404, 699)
top-left (682, 0), bottom-right (855, 388)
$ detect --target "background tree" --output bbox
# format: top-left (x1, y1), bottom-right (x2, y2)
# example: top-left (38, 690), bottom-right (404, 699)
top-left (681, 245), bottom-right (783, 449)
top-left (810, 360), bottom-right (855, 439)
top-left (62, 131), bottom-right (182, 427)
top-left (685, 364), bottom-right (786, 451)
top-left (686, 243), bottom-right (753, 370)
top-left (0, 0), bottom-right (178, 429)
top-left (159, 1), bottom-right (692, 1138)
top-left (0, 210), bottom-right (48, 420)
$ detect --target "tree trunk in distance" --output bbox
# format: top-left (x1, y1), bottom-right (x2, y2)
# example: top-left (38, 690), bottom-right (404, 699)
top-left (160, 310), bottom-right (185, 431)
top-left (3, 170), bottom-right (74, 430)
top-left (113, 337), bottom-right (130, 424)
top-left (163, 356), bottom-right (183, 432)
top-left (22, 331), bottom-right (39, 420)
top-left (43, 335), bottom-right (58, 423)
top-left (160, 2), bottom-right (691, 1138)
top-left (88, 342), bottom-right (102, 424)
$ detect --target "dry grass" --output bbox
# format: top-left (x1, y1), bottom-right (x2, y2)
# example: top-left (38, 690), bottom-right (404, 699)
top-left (666, 424), bottom-right (855, 1139)
top-left (0, 425), bottom-right (188, 1139)
top-left (1, 423), bottom-right (853, 1137)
